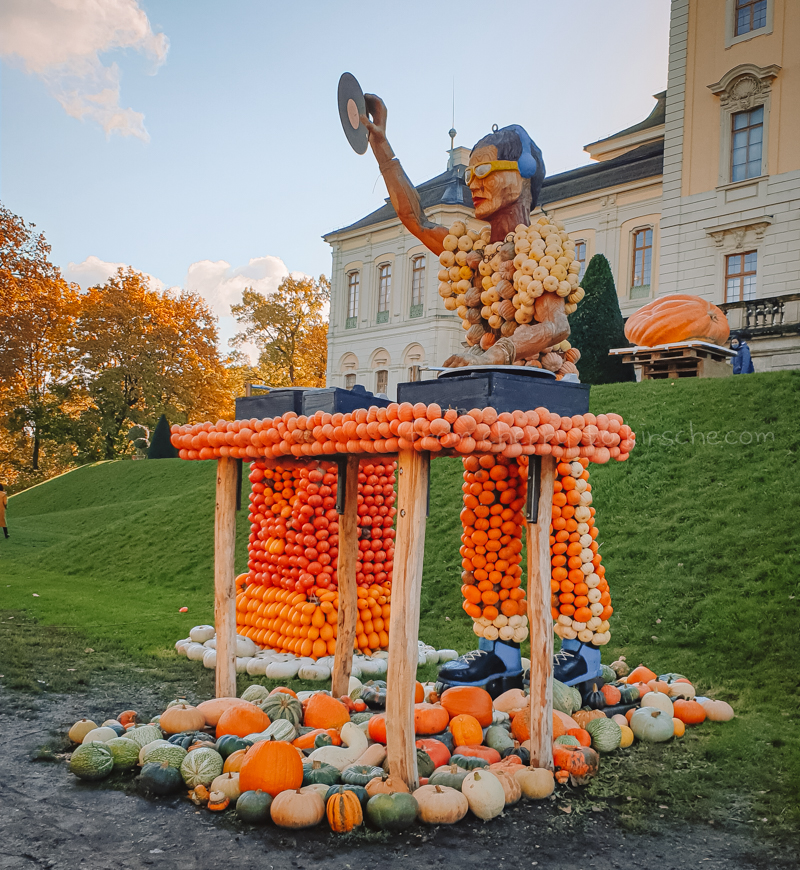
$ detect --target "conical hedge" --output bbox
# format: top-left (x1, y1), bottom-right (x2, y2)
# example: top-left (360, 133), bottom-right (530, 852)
top-left (148, 414), bottom-right (178, 460)
top-left (568, 254), bottom-right (635, 385)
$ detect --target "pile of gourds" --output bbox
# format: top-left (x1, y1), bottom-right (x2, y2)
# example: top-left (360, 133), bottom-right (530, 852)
top-left (65, 664), bottom-right (733, 832)
top-left (437, 219), bottom-right (584, 376)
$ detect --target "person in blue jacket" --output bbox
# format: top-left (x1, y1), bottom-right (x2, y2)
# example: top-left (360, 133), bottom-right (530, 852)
top-left (730, 335), bottom-right (755, 374)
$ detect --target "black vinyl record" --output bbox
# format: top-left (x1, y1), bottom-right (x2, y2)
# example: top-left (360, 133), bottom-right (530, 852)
top-left (338, 72), bottom-right (368, 154)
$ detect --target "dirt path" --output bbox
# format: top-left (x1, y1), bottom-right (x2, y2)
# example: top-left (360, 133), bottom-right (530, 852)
top-left (0, 688), bottom-right (789, 870)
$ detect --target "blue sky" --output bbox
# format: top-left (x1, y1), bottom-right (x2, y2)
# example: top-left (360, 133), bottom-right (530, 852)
top-left (0, 0), bottom-right (670, 349)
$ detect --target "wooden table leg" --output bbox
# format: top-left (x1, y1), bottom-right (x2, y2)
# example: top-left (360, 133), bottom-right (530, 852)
top-left (214, 456), bottom-right (239, 699)
top-left (526, 455), bottom-right (557, 769)
top-left (331, 455), bottom-right (360, 699)
top-left (385, 448), bottom-right (430, 791)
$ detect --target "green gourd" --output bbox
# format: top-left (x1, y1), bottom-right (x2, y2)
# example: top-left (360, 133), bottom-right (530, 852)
top-left (552, 679), bottom-right (576, 715)
top-left (416, 748), bottom-right (435, 779)
top-left (106, 737), bottom-right (141, 771)
top-left (302, 760), bottom-right (341, 787)
top-left (139, 761), bottom-right (184, 795)
top-left (600, 664), bottom-right (617, 684)
top-left (264, 719), bottom-right (296, 742)
top-left (554, 735), bottom-right (580, 746)
top-left (585, 717), bottom-right (622, 752)
top-left (360, 681), bottom-right (387, 710)
top-left (236, 789), bottom-right (273, 823)
top-left (629, 708), bottom-right (674, 743)
top-left (260, 692), bottom-right (304, 728)
top-left (179, 747), bottom-right (223, 788)
top-left (314, 733), bottom-right (333, 749)
top-left (484, 725), bottom-right (515, 755)
top-left (429, 730), bottom-right (455, 752)
top-left (429, 764), bottom-right (469, 791)
top-left (365, 793), bottom-right (419, 831)
top-left (69, 742), bottom-right (114, 781)
top-left (618, 684), bottom-right (640, 705)
top-left (215, 735), bottom-right (250, 758)
top-left (349, 711), bottom-right (374, 725)
top-left (450, 754), bottom-right (489, 771)
top-left (341, 764), bottom-right (385, 786)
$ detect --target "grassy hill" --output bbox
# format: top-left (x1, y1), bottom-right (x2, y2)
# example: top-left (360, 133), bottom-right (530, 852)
top-left (2, 370), bottom-right (798, 835)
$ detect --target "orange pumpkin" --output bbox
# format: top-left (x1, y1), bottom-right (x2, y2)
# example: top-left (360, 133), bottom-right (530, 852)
top-left (197, 697), bottom-right (251, 728)
top-left (448, 714), bottom-right (483, 747)
top-left (626, 665), bottom-right (657, 684)
top-left (600, 684), bottom-right (621, 705)
top-left (552, 743), bottom-right (599, 785)
top-left (673, 699), bottom-right (707, 726)
top-left (511, 708), bottom-right (565, 743)
top-left (216, 703), bottom-right (271, 739)
top-left (291, 729), bottom-right (343, 750)
top-left (624, 294), bottom-right (730, 347)
top-left (567, 728), bottom-right (591, 747)
top-left (304, 694), bottom-right (350, 730)
top-left (270, 686), bottom-right (298, 698)
top-left (413, 703), bottom-right (450, 736)
top-left (439, 686), bottom-right (493, 727)
top-left (239, 739), bottom-right (303, 797)
top-left (368, 714), bottom-right (387, 744)
top-left (223, 748), bottom-right (248, 773)
top-left (416, 738), bottom-right (451, 769)
top-left (415, 681), bottom-right (425, 704)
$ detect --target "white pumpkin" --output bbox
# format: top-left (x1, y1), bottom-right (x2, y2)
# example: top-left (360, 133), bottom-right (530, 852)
top-left (462, 770), bottom-right (505, 820)
top-left (235, 635), bottom-right (258, 657)
top-left (297, 663), bottom-right (331, 681)
top-left (640, 691), bottom-right (674, 716)
top-left (202, 649), bottom-right (217, 669)
top-left (699, 699), bottom-right (734, 721)
top-left (174, 638), bottom-right (191, 654)
top-left (306, 722), bottom-right (368, 771)
top-left (348, 676), bottom-right (363, 695)
top-left (68, 719), bottom-right (98, 744)
top-left (611, 714), bottom-right (628, 728)
top-left (210, 772), bottom-right (241, 802)
top-left (81, 726), bottom-right (119, 744)
top-left (668, 682), bottom-right (696, 700)
top-left (235, 657), bottom-right (251, 674)
top-left (265, 659), bottom-right (301, 680)
top-left (202, 638), bottom-right (217, 649)
top-left (186, 643), bottom-right (207, 662)
top-left (514, 767), bottom-right (555, 800)
top-left (413, 784), bottom-right (469, 824)
top-left (437, 649), bottom-right (459, 664)
top-left (189, 625), bottom-right (215, 643)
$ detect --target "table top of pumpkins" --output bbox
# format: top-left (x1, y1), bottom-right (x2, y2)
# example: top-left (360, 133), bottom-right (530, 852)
top-left (170, 403), bottom-right (635, 465)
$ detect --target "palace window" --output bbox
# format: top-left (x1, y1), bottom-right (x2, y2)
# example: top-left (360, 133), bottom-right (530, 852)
top-left (346, 271), bottom-right (359, 328)
top-left (725, 251), bottom-right (757, 302)
top-left (731, 106), bottom-right (763, 182)
top-left (574, 240), bottom-right (587, 279)
top-left (631, 228), bottom-right (653, 299)
top-left (377, 263), bottom-right (391, 323)
top-left (735, 0), bottom-right (767, 36)
top-left (344, 373), bottom-right (356, 389)
top-left (410, 255), bottom-right (425, 317)
top-left (375, 370), bottom-right (388, 395)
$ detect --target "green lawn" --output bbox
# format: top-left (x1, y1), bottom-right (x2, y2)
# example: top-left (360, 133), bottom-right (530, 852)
top-left (2, 370), bottom-right (798, 838)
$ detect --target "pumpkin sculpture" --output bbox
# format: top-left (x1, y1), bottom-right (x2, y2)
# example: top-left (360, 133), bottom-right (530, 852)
top-left (624, 294), bottom-right (730, 347)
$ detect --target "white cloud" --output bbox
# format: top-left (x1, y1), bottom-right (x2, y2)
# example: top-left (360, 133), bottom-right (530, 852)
top-left (64, 255), bottom-right (164, 291)
top-left (184, 256), bottom-right (294, 319)
top-left (0, 0), bottom-right (168, 141)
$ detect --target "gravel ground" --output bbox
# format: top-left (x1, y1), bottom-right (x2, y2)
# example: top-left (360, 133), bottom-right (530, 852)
top-left (0, 687), bottom-right (791, 870)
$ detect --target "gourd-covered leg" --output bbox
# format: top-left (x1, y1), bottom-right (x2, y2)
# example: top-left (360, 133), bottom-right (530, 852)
top-left (436, 456), bottom-right (528, 698)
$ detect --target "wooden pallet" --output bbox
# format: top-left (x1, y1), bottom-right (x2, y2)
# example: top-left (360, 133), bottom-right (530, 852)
top-left (609, 342), bottom-right (735, 380)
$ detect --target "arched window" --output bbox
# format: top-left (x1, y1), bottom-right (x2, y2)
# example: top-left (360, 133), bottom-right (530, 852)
top-left (346, 271), bottom-right (359, 329)
top-left (410, 255), bottom-right (425, 317)
top-left (375, 370), bottom-right (388, 395)
top-left (377, 263), bottom-right (391, 323)
top-left (631, 227), bottom-right (653, 299)
top-left (574, 240), bottom-right (587, 279)
top-left (344, 373), bottom-right (356, 389)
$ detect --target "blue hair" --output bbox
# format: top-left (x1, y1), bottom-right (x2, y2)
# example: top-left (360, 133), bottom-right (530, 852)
top-left (471, 124), bottom-right (546, 210)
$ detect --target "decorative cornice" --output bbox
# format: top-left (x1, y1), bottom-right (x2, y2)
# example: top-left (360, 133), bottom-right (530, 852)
top-left (708, 63), bottom-right (781, 111)
top-left (704, 217), bottom-right (773, 248)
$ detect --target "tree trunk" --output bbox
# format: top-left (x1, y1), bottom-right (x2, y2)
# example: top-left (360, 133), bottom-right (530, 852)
top-left (32, 428), bottom-right (40, 471)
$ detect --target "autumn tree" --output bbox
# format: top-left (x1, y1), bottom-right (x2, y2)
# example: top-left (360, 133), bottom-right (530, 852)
top-left (231, 275), bottom-right (329, 387)
top-left (72, 268), bottom-right (230, 459)
top-left (0, 203), bottom-right (80, 476)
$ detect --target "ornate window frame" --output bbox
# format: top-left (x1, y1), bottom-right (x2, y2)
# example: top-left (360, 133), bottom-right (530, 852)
top-left (708, 63), bottom-right (780, 187)
top-left (724, 0), bottom-right (773, 48)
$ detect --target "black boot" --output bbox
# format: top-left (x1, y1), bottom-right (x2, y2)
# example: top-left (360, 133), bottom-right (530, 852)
top-left (436, 638), bottom-right (524, 699)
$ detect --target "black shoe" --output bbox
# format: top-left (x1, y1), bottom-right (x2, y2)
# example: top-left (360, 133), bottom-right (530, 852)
top-left (553, 643), bottom-right (601, 686)
top-left (436, 641), bottom-right (524, 699)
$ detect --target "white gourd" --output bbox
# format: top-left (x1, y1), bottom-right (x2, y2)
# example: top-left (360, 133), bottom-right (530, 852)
top-left (461, 770), bottom-right (505, 820)
top-left (189, 625), bottom-right (215, 643)
top-left (305, 722), bottom-right (368, 771)
top-left (265, 659), bottom-right (301, 680)
top-left (202, 649), bottom-right (217, 669)
top-left (186, 643), bottom-right (206, 662)
top-left (81, 727), bottom-right (119, 744)
top-left (298, 664), bottom-right (331, 681)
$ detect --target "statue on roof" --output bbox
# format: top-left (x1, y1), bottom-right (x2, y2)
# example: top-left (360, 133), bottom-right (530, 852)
top-left (361, 94), bottom-right (583, 377)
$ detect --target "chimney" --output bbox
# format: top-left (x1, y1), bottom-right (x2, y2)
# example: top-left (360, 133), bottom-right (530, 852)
top-left (448, 145), bottom-right (471, 171)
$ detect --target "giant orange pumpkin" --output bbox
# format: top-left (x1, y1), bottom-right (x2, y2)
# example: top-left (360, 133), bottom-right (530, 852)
top-left (304, 694), bottom-right (350, 730)
top-left (239, 739), bottom-right (303, 796)
top-left (624, 294), bottom-right (730, 347)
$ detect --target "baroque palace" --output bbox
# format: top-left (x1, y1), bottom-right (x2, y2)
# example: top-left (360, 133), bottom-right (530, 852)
top-left (324, 0), bottom-right (799, 397)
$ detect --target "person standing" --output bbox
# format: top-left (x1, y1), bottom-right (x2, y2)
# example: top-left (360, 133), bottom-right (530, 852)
top-left (730, 335), bottom-right (755, 374)
top-left (0, 483), bottom-right (8, 539)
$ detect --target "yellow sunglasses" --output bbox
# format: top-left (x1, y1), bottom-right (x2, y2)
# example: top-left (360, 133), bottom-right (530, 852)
top-left (464, 160), bottom-right (519, 185)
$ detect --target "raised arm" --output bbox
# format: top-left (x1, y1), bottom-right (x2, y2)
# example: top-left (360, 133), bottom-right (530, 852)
top-left (361, 94), bottom-right (448, 256)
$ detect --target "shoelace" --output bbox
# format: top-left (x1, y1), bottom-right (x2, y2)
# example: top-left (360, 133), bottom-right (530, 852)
top-left (553, 649), bottom-right (576, 664)
top-left (460, 650), bottom-right (487, 663)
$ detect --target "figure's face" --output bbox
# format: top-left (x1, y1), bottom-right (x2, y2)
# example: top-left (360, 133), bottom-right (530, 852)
top-left (468, 145), bottom-right (524, 220)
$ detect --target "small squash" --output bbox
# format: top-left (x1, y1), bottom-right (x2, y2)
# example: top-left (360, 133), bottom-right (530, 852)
top-left (140, 760), bottom-right (184, 796)
top-left (619, 725), bottom-right (635, 748)
top-left (585, 718), bottom-right (622, 753)
top-left (672, 717), bottom-right (686, 738)
top-left (302, 759), bottom-right (341, 787)
top-left (179, 747), bottom-right (224, 788)
top-left (492, 688), bottom-right (528, 715)
top-left (414, 703), bottom-right (450, 736)
top-left (326, 783), bottom-right (369, 807)
top-left (673, 699), bottom-right (707, 725)
top-left (552, 744), bottom-right (600, 785)
top-left (514, 767), bottom-right (555, 800)
top-left (207, 790), bottom-right (230, 811)
top-left (413, 784), bottom-right (469, 824)
top-left (261, 692), bottom-right (304, 728)
top-left (627, 665), bottom-right (657, 684)
top-left (360, 681), bottom-right (387, 710)
top-left (586, 683), bottom-right (607, 710)
top-left (270, 788), bottom-right (326, 829)
top-left (235, 789), bottom-right (272, 823)
top-left (428, 764), bottom-right (469, 791)
top-left (341, 764), bottom-right (385, 787)
top-left (365, 774), bottom-right (409, 796)
top-left (493, 769), bottom-right (522, 805)
top-left (326, 789), bottom-right (363, 833)
top-left (450, 753), bottom-right (489, 771)
top-left (462, 770), bottom-right (505, 820)
top-left (68, 719), bottom-right (98, 744)
top-left (365, 792), bottom-right (419, 831)
top-left (223, 748), bottom-right (248, 773)
top-left (210, 771), bottom-right (241, 802)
